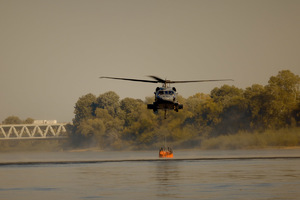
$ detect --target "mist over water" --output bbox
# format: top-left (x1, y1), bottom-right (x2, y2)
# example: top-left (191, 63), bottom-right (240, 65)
top-left (0, 149), bottom-right (300, 200)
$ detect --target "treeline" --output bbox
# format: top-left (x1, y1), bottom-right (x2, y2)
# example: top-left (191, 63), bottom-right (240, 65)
top-left (1, 116), bottom-right (34, 124)
top-left (71, 70), bottom-right (300, 150)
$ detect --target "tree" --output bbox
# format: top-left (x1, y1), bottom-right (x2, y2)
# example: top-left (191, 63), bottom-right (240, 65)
top-left (211, 85), bottom-right (243, 104)
top-left (184, 99), bottom-right (223, 136)
top-left (96, 91), bottom-right (121, 117)
top-left (268, 70), bottom-right (300, 98)
top-left (2, 116), bottom-right (22, 124)
top-left (77, 118), bottom-right (106, 147)
top-left (186, 93), bottom-right (210, 113)
top-left (292, 102), bottom-right (300, 126)
top-left (120, 98), bottom-right (157, 144)
top-left (216, 95), bottom-right (250, 134)
top-left (24, 117), bottom-right (34, 124)
top-left (120, 98), bottom-right (144, 127)
top-left (264, 70), bottom-right (300, 128)
top-left (209, 85), bottom-right (247, 135)
top-left (244, 84), bottom-right (268, 130)
top-left (95, 107), bottom-right (124, 137)
top-left (73, 93), bottom-right (97, 127)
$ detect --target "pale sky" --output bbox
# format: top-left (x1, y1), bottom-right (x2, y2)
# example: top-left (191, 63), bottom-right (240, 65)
top-left (1, 0), bottom-right (299, 123)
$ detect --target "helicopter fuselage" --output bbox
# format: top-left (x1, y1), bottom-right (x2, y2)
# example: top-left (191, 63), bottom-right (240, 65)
top-left (147, 87), bottom-right (183, 112)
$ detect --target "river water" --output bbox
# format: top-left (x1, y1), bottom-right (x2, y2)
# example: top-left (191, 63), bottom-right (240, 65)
top-left (0, 149), bottom-right (300, 200)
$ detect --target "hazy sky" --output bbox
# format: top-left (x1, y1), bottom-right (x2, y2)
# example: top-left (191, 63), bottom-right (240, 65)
top-left (1, 0), bottom-right (299, 123)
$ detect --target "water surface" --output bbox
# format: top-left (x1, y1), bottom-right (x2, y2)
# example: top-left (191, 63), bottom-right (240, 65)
top-left (0, 149), bottom-right (299, 200)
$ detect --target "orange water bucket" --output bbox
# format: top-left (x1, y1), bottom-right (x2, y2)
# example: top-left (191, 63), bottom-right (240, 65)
top-left (159, 150), bottom-right (173, 158)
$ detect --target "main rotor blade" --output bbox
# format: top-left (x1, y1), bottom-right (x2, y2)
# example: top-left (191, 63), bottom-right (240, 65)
top-left (170, 79), bottom-right (234, 83)
top-left (148, 76), bottom-right (166, 83)
top-left (100, 76), bottom-right (158, 83)
top-left (101, 76), bottom-right (233, 84)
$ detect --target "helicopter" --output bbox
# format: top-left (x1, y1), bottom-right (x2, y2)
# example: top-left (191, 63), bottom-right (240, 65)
top-left (100, 76), bottom-right (233, 119)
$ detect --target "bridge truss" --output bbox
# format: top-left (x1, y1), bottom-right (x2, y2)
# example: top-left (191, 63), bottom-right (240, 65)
top-left (0, 124), bottom-right (68, 140)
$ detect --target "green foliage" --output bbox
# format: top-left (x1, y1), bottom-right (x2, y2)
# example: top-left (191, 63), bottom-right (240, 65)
top-left (96, 91), bottom-right (121, 117)
top-left (77, 118), bottom-right (106, 138)
top-left (200, 128), bottom-right (300, 150)
top-left (71, 70), bottom-right (300, 150)
top-left (264, 70), bottom-right (300, 128)
top-left (73, 93), bottom-right (97, 127)
top-left (2, 116), bottom-right (34, 124)
top-left (120, 98), bottom-right (144, 127)
top-left (244, 84), bottom-right (267, 130)
top-left (0, 140), bottom-right (66, 152)
top-left (2, 116), bottom-right (22, 124)
top-left (211, 84), bottom-right (243, 104)
top-left (24, 117), bottom-right (34, 124)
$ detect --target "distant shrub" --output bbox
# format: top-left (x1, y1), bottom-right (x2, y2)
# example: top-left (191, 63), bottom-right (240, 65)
top-left (200, 128), bottom-right (300, 150)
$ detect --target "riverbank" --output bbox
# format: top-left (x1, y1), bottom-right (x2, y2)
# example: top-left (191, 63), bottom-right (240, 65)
top-left (199, 128), bottom-right (300, 150)
top-left (1, 128), bottom-right (299, 152)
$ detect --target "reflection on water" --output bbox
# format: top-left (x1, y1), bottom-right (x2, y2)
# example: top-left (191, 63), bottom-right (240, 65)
top-left (0, 149), bottom-right (300, 200)
top-left (155, 161), bottom-right (180, 198)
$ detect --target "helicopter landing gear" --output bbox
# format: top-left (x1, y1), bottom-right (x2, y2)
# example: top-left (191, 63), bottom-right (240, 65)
top-left (174, 103), bottom-right (183, 112)
top-left (147, 103), bottom-right (158, 113)
top-left (147, 103), bottom-right (154, 110)
top-left (174, 106), bottom-right (178, 112)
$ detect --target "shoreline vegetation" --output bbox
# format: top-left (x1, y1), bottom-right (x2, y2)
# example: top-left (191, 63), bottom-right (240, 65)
top-left (1, 70), bottom-right (300, 152)
top-left (0, 127), bottom-right (299, 152)
top-left (199, 128), bottom-right (300, 150)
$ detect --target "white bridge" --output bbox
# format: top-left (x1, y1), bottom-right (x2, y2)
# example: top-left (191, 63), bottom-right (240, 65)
top-left (0, 123), bottom-right (68, 140)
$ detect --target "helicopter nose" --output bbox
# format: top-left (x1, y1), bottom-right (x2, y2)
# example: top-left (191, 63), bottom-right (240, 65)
top-left (161, 95), bottom-right (173, 102)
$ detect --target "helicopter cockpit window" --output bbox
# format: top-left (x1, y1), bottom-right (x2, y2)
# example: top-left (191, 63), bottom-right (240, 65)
top-left (158, 91), bottom-right (174, 95)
